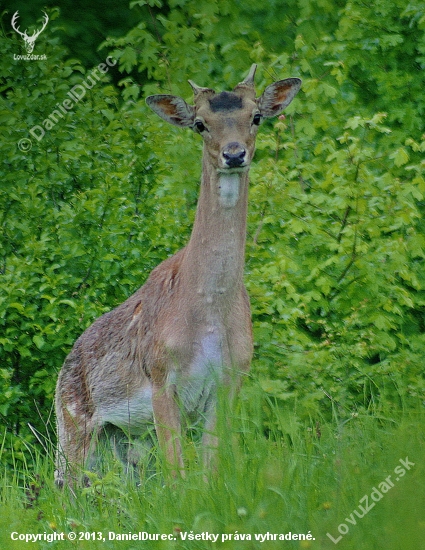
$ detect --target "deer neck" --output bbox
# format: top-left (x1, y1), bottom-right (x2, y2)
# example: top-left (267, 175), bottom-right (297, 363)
top-left (180, 155), bottom-right (249, 317)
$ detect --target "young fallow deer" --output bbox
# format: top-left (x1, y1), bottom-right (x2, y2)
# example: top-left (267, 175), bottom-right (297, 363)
top-left (55, 64), bottom-right (301, 487)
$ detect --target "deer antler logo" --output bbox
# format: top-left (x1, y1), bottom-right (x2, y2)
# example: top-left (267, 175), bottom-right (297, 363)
top-left (11, 11), bottom-right (49, 54)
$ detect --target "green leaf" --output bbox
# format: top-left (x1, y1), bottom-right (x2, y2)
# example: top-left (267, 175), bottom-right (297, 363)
top-left (390, 147), bottom-right (409, 167)
top-left (32, 335), bottom-right (46, 350)
top-left (119, 46), bottom-right (138, 73)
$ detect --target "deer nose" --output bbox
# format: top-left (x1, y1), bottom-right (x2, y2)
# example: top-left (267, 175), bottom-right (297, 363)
top-left (222, 142), bottom-right (247, 168)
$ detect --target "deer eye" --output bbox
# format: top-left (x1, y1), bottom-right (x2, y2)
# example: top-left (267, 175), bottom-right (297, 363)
top-left (252, 113), bottom-right (262, 126)
top-left (194, 120), bottom-right (206, 133)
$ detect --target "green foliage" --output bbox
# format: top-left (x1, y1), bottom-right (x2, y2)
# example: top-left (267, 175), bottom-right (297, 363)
top-left (1, 0), bottom-right (425, 467)
top-left (242, 0), bottom-right (425, 421)
top-left (0, 21), bottom-right (191, 461)
top-left (1, 402), bottom-right (424, 550)
top-left (247, 111), bottom-right (425, 421)
top-left (3, 0), bottom-right (140, 68)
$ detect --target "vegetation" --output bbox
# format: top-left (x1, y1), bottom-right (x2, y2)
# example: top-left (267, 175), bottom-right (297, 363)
top-left (1, 397), bottom-right (424, 549)
top-left (1, 0), bottom-right (424, 547)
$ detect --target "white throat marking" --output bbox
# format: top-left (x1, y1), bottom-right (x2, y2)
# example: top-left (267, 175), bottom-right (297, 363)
top-left (218, 173), bottom-right (241, 208)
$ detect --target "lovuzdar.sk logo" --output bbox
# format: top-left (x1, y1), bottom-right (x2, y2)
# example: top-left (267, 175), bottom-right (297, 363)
top-left (11, 10), bottom-right (48, 60)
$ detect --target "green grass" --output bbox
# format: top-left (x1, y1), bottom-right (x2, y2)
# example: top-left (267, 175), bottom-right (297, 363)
top-left (1, 388), bottom-right (424, 550)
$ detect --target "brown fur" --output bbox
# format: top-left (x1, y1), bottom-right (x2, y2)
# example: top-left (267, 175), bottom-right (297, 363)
top-left (55, 65), bottom-right (301, 487)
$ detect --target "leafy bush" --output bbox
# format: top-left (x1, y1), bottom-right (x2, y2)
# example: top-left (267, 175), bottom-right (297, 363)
top-left (0, 24), bottom-right (189, 464)
top-left (1, 0), bottom-right (424, 466)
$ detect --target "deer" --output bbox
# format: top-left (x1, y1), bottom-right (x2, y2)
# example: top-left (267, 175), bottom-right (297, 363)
top-left (54, 64), bottom-right (301, 487)
top-left (11, 11), bottom-right (49, 54)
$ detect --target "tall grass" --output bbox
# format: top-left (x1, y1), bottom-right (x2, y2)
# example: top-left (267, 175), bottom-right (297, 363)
top-left (1, 384), bottom-right (424, 550)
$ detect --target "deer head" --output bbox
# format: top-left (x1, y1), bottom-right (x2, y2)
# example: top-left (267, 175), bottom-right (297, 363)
top-left (11, 11), bottom-right (49, 54)
top-left (146, 64), bottom-right (301, 177)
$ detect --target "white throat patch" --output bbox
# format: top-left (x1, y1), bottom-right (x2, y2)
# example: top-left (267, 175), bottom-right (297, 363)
top-left (218, 173), bottom-right (241, 208)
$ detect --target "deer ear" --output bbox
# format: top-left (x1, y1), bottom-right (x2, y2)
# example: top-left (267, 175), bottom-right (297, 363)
top-left (257, 78), bottom-right (302, 118)
top-left (146, 95), bottom-right (195, 127)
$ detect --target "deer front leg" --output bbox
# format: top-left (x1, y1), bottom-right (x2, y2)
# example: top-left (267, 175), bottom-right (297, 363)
top-left (152, 383), bottom-right (185, 478)
top-left (201, 407), bottom-right (218, 472)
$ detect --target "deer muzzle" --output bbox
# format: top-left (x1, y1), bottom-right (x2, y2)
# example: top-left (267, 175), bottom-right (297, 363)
top-left (221, 142), bottom-right (247, 169)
